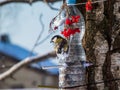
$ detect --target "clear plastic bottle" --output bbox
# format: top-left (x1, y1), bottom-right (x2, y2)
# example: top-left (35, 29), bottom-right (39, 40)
top-left (57, 0), bottom-right (87, 88)
top-left (49, 0), bottom-right (90, 88)
top-left (50, 0), bottom-right (86, 63)
top-left (65, 1), bottom-right (86, 63)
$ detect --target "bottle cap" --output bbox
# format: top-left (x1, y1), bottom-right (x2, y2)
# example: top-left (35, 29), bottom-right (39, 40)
top-left (66, 0), bottom-right (76, 5)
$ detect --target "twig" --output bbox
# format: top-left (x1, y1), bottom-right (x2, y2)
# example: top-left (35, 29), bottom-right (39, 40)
top-left (29, 13), bottom-right (44, 56)
top-left (44, 0), bottom-right (59, 10)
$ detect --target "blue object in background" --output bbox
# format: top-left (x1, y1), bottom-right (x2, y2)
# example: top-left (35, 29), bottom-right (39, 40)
top-left (0, 42), bottom-right (34, 60)
top-left (0, 41), bottom-right (58, 75)
top-left (66, 0), bottom-right (76, 4)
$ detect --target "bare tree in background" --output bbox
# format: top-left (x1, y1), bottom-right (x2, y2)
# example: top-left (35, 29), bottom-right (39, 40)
top-left (0, 51), bottom-right (56, 80)
top-left (0, 0), bottom-right (59, 81)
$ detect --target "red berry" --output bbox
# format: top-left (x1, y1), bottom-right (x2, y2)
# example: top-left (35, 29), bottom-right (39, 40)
top-left (75, 28), bottom-right (80, 33)
top-left (71, 15), bottom-right (80, 23)
top-left (76, 15), bottom-right (80, 19)
top-left (54, 26), bottom-right (58, 30)
top-left (86, 1), bottom-right (92, 12)
top-left (65, 18), bottom-right (72, 25)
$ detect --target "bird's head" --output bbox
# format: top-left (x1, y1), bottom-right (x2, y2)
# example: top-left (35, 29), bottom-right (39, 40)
top-left (50, 35), bottom-right (63, 44)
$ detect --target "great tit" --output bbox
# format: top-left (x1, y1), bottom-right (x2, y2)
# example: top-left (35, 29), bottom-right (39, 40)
top-left (50, 35), bottom-right (69, 54)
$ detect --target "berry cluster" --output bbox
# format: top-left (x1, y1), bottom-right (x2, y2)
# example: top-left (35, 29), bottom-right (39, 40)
top-left (61, 15), bottom-right (80, 38)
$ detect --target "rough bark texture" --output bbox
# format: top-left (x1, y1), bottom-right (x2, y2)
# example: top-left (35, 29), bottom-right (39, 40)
top-left (82, 0), bottom-right (120, 90)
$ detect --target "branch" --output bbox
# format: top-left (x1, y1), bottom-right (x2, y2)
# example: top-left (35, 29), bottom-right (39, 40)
top-left (0, 0), bottom-right (62, 6)
top-left (29, 13), bottom-right (45, 55)
top-left (0, 51), bottom-right (56, 80)
top-left (44, 0), bottom-right (59, 11)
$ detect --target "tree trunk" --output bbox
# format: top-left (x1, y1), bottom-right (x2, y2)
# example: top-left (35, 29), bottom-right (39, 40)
top-left (82, 0), bottom-right (120, 90)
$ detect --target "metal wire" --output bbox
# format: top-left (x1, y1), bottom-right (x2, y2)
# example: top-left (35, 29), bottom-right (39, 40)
top-left (67, 0), bottom-right (107, 6)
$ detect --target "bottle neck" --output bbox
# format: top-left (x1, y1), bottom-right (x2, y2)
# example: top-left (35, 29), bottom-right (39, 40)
top-left (65, 0), bottom-right (76, 5)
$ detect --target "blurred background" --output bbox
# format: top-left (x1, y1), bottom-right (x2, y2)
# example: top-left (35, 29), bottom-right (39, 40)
top-left (0, 0), bottom-right (120, 90)
top-left (0, 0), bottom-right (62, 89)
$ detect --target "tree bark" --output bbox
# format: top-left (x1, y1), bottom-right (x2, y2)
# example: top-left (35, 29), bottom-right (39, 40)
top-left (82, 0), bottom-right (120, 90)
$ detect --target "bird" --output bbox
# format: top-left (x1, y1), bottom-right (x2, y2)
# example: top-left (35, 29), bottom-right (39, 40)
top-left (50, 35), bottom-right (69, 55)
